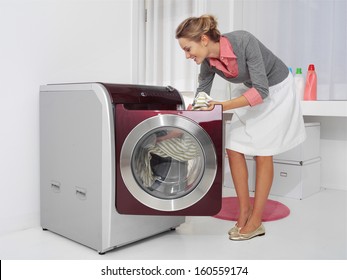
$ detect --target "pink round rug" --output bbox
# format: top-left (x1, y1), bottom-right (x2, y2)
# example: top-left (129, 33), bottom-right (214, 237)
top-left (214, 197), bottom-right (290, 222)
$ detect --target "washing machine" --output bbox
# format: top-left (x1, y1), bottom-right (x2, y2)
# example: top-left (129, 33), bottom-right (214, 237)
top-left (40, 82), bottom-right (223, 254)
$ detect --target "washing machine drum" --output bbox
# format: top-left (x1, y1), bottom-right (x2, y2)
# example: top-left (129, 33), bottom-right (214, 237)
top-left (118, 113), bottom-right (222, 215)
top-left (131, 128), bottom-right (206, 200)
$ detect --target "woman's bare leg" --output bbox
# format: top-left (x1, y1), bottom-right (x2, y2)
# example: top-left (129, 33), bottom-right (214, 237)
top-left (227, 149), bottom-right (252, 228)
top-left (240, 155), bottom-right (273, 234)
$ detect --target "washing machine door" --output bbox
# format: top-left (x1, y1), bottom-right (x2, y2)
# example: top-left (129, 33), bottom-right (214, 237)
top-left (115, 105), bottom-right (223, 215)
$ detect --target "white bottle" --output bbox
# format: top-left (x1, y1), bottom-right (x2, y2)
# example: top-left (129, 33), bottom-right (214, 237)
top-left (294, 68), bottom-right (305, 100)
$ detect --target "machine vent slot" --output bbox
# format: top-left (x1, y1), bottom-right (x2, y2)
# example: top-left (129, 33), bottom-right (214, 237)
top-left (50, 180), bottom-right (61, 193)
top-left (75, 187), bottom-right (87, 200)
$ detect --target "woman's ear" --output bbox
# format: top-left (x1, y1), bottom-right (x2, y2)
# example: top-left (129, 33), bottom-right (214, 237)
top-left (200, 35), bottom-right (209, 47)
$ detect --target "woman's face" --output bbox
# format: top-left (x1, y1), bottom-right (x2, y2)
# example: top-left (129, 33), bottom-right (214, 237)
top-left (178, 37), bottom-right (208, 65)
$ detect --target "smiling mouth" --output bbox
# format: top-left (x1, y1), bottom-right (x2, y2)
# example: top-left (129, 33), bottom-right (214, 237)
top-left (189, 56), bottom-right (199, 64)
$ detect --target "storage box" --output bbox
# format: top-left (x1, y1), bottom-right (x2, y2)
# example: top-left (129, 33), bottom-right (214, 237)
top-left (273, 122), bottom-right (320, 162)
top-left (270, 158), bottom-right (321, 199)
top-left (223, 122), bottom-right (321, 199)
top-left (224, 154), bottom-right (255, 192)
top-left (270, 122), bottom-right (321, 199)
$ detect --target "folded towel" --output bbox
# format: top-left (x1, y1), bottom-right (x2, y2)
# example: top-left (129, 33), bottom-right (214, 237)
top-left (192, 92), bottom-right (213, 110)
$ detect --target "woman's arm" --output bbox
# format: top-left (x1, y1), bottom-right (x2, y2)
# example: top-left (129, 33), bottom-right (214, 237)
top-left (206, 95), bottom-right (250, 111)
top-left (196, 60), bottom-right (215, 97)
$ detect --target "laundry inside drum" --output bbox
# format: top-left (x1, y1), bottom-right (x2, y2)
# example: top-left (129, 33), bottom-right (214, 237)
top-left (131, 127), bottom-right (205, 199)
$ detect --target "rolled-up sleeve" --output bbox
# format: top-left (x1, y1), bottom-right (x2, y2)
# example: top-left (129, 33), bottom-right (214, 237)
top-left (243, 87), bottom-right (263, 106)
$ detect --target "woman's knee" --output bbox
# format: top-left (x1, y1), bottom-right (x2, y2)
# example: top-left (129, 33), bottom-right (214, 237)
top-left (226, 149), bottom-right (245, 161)
top-left (254, 155), bottom-right (273, 164)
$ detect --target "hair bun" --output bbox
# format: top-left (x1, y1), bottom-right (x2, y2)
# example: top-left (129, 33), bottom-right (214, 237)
top-left (176, 14), bottom-right (221, 42)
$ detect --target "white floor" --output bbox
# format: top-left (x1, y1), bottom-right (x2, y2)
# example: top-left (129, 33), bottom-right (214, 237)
top-left (1, 188), bottom-right (346, 260)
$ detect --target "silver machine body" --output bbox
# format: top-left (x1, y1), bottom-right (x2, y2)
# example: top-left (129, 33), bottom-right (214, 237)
top-left (40, 83), bottom-right (185, 254)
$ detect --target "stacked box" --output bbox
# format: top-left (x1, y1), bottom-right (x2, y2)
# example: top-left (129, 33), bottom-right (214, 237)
top-left (224, 121), bottom-right (321, 199)
top-left (271, 122), bottom-right (321, 199)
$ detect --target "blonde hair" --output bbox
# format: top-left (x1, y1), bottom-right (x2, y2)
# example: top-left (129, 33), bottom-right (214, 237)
top-left (176, 14), bottom-right (221, 42)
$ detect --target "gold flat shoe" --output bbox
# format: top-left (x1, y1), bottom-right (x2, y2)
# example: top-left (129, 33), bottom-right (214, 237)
top-left (228, 223), bottom-right (241, 235)
top-left (228, 210), bottom-right (253, 235)
top-left (229, 224), bottom-right (265, 241)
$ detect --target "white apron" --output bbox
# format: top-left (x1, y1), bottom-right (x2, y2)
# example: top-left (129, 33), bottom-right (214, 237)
top-left (225, 73), bottom-right (306, 156)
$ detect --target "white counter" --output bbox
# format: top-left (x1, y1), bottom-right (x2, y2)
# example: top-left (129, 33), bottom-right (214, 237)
top-left (301, 100), bottom-right (347, 117)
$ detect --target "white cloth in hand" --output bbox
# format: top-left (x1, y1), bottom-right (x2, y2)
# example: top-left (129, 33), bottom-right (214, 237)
top-left (192, 92), bottom-right (213, 110)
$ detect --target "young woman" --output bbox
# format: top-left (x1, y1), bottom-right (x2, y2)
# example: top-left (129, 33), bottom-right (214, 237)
top-left (176, 15), bottom-right (306, 240)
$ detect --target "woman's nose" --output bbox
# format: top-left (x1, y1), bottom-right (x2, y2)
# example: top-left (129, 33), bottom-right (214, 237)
top-left (185, 52), bottom-right (191, 59)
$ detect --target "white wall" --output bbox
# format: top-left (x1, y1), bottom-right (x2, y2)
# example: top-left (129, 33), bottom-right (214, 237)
top-left (205, 0), bottom-right (235, 102)
top-left (0, 0), bottom-right (136, 235)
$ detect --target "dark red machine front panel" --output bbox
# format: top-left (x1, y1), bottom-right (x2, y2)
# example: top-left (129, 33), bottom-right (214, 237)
top-left (114, 104), bottom-right (223, 216)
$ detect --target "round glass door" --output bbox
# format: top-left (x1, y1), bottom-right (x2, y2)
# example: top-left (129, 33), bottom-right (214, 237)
top-left (120, 114), bottom-right (217, 211)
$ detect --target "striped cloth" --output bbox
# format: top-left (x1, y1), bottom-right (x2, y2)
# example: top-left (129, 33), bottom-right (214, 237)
top-left (150, 137), bottom-right (198, 161)
top-left (136, 136), bottom-right (198, 188)
top-left (192, 92), bottom-right (213, 110)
